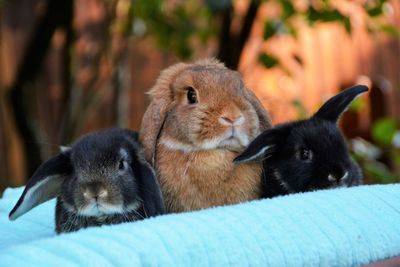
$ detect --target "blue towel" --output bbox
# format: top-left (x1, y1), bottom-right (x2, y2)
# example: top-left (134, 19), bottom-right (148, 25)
top-left (0, 184), bottom-right (399, 266)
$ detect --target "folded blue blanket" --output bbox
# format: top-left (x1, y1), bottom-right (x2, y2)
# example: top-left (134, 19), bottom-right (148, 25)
top-left (0, 184), bottom-right (399, 266)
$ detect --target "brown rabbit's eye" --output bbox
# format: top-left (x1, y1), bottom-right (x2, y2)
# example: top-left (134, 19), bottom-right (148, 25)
top-left (300, 148), bottom-right (313, 161)
top-left (186, 87), bottom-right (198, 104)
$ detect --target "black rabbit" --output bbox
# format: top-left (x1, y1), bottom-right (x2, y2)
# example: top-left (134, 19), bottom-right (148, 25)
top-left (9, 128), bottom-right (165, 233)
top-left (234, 85), bottom-right (368, 198)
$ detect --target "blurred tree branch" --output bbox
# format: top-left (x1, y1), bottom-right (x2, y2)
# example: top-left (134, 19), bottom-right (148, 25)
top-left (217, 0), bottom-right (261, 69)
top-left (111, 0), bottom-right (132, 127)
top-left (60, 0), bottom-right (118, 142)
top-left (59, 1), bottom-right (74, 144)
top-left (7, 0), bottom-right (73, 177)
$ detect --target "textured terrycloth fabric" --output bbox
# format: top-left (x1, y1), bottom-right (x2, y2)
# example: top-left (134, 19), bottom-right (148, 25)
top-left (0, 184), bottom-right (399, 266)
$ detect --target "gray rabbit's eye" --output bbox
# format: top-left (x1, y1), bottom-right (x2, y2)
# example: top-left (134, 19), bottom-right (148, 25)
top-left (186, 87), bottom-right (198, 104)
top-left (118, 148), bottom-right (130, 172)
top-left (118, 159), bottom-right (128, 171)
top-left (299, 148), bottom-right (313, 161)
top-left (118, 160), bottom-right (124, 170)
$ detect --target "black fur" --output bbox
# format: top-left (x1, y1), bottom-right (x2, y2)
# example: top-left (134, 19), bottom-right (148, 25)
top-left (234, 85), bottom-right (367, 198)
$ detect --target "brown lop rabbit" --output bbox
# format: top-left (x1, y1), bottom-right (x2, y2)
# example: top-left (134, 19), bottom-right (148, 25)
top-left (140, 58), bottom-right (271, 213)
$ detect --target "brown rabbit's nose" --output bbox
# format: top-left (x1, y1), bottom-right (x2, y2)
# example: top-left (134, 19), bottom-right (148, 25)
top-left (219, 114), bottom-right (244, 126)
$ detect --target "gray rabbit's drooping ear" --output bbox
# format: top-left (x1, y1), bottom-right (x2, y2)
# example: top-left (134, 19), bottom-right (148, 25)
top-left (135, 159), bottom-right (165, 216)
top-left (9, 150), bottom-right (72, 220)
top-left (120, 129), bottom-right (165, 216)
top-left (313, 85), bottom-right (368, 123)
top-left (139, 62), bottom-right (189, 164)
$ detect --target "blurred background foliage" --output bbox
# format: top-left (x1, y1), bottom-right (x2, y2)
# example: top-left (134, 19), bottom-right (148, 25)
top-left (0, 0), bottom-right (399, 193)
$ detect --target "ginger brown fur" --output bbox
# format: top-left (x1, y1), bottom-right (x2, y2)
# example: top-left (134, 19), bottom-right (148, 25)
top-left (156, 144), bottom-right (263, 212)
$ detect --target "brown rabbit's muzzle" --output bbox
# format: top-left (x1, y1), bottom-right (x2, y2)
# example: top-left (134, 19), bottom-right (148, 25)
top-left (209, 100), bottom-right (259, 151)
top-left (216, 115), bottom-right (250, 152)
top-left (159, 92), bottom-right (259, 153)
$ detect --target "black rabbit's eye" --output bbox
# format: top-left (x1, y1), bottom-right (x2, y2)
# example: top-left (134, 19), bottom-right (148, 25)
top-left (186, 87), bottom-right (198, 104)
top-left (300, 148), bottom-right (313, 161)
top-left (118, 160), bottom-right (126, 171)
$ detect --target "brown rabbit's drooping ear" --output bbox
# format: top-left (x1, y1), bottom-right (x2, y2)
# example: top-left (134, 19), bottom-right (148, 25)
top-left (9, 151), bottom-right (72, 220)
top-left (139, 62), bottom-right (189, 164)
top-left (243, 88), bottom-right (272, 131)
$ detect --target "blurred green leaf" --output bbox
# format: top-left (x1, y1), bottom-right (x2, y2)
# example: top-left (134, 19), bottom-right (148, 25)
top-left (365, 0), bottom-right (386, 17)
top-left (372, 118), bottom-right (397, 146)
top-left (367, 6), bottom-right (383, 17)
top-left (306, 6), bottom-right (351, 32)
top-left (263, 19), bottom-right (295, 40)
top-left (263, 20), bottom-right (277, 40)
top-left (364, 161), bottom-right (397, 184)
top-left (307, 7), bottom-right (344, 22)
top-left (292, 99), bottom-right (308, 119)
top-left (279, 0), bottom-right (295, 20)
top-left (132, 0), bottom-right (214, 59)
top-left (349, 97), bottom-right (366, 112)
top-left (285, 22), bottom-right (298, 37)
top-left (341, 16), bottom-right (351, 33)
top-left (258, 53), bottom-right (279, 68)
top-left (380, 24), bottom-right (400, 37)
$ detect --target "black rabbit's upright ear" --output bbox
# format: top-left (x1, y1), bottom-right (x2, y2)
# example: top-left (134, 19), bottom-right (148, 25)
top-left (136, 159), bottom-right (165, 217)
top-left (9, 151), bottom-right (72, 220)
top-left (313, 85), bottom-right (368, 123)
top-left (233, 127), bottom-right (288, 164)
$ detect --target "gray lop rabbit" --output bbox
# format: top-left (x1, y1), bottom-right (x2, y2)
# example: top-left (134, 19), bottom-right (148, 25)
top-left (9, 128), bottom-right (165, 233)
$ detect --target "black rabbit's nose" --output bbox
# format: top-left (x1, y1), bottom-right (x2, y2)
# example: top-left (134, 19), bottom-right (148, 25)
top-left (327, 171), bottom-right (348, 184)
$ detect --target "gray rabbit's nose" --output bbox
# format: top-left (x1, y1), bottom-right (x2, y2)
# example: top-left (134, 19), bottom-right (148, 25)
top-left (82, 182), bottom-right (108, 201)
